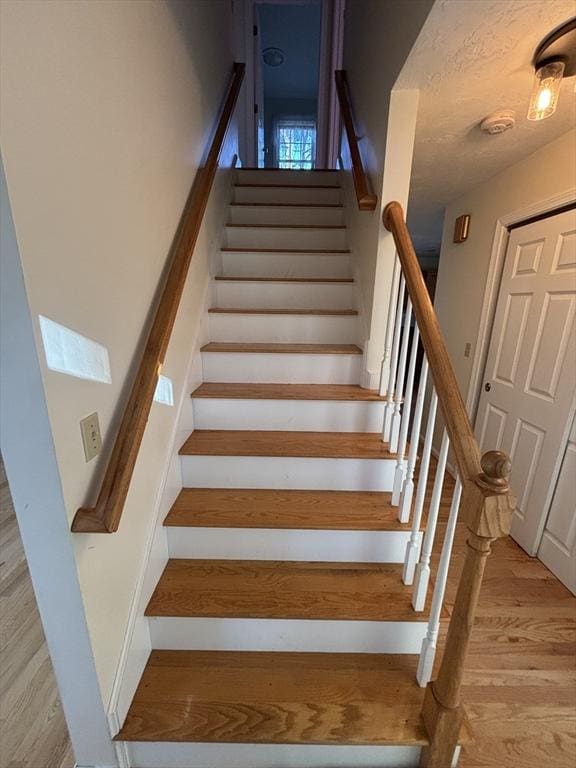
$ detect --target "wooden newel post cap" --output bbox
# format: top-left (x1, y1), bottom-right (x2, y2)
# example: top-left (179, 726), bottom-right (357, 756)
top-left (477, 450), bottom-right (511, 493)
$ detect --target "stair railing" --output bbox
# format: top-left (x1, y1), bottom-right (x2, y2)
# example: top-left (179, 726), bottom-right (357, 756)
top-left (382, 201), bottom-right (516, 768)
top-left (334, 70), bottom-right (377, 211)
top-left (72, 63), bottom-right (245, 533)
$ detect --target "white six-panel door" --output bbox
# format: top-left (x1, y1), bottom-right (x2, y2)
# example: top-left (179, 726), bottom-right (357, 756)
top-left (476, 208), bottom-right (576, 556)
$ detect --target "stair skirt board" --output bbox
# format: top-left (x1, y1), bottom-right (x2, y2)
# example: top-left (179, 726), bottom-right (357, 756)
top-left (228, 204), bottom-right (345, 226)
top-left (201, 351), bottom-right (362, 384)
top-left (208, 312), bottom-right (359, 344)
top-left (126, 742), bottom-right (426, 768)
top-left (166, 527), bottom-right (420, 563)
top-left (180, 456), bottom-right (395, 491)
top-left (220, 251), bottom-right (351, 278)
top-left (233, 186), bottom-right (342, 205)
top-left (224, 226), bottom-right (347, 251)
top-left (191, 398), bottom-right (385, 432)
top-left (147, 617), bottom-right (428, 654)
top-left (212, 280), bottom-right (355, 309)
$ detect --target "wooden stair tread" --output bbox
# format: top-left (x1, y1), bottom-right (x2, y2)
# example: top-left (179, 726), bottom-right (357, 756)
top-left (230, 202), bottom-right (344, 208)
top-left (191, 383), bottom-right (385, 401)
top-left (200, 342), bottom-right (363, 354)
top-left (226, 223), bottom-right (346, 229)
top-left (234, 183), bottom-right (341, 189)
top-left (221, 247), bottom-right (350, 253)
top-left (145, 560), bottom-right (430, 621)
top-left (179, 431), bottom-right (396, 459)
top-left (208, 307), bottom-right (358, 315)
top-left (214, 276), bottom-right (353, 282)
top-left (116, 650), bottom-right (429, 745)
top-left (164, 488), bottom-right (402, 530)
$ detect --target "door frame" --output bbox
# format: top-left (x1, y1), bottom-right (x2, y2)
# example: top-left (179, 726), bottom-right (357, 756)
top-left (235, 0), bottom-right (343, 169)
top-left (468, 188), bottom-right (576, 554)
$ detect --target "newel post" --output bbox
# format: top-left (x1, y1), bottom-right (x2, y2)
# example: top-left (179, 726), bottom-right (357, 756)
top-left (419, 451), bottom-right (516, 768)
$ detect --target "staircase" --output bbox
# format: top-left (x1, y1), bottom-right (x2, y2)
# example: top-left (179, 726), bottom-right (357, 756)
top-left (116, 169), bottom-right (445, 767)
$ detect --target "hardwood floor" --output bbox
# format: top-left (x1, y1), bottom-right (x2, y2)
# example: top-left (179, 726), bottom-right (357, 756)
top-left (433, 469), bottom-right (576, 768)
top-left (0, 459), bottom-right (73, 768)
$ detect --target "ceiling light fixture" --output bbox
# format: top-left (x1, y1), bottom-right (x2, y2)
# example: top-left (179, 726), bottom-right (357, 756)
top-left (528, 17), bottom-right (576, 121)
top-left (263, 47), bottom-right (285, 67)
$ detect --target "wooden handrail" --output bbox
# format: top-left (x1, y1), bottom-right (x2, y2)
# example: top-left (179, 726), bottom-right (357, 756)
top-left (383, 201), bottom-right (516, 767)
top-left (334, 70), bottom-right (377, 211)
top-left (72, 62), bottom-right (245, 534)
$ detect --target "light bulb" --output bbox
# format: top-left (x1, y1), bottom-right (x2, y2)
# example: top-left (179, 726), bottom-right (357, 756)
top-left (528, 60), bottom-right (565, 121)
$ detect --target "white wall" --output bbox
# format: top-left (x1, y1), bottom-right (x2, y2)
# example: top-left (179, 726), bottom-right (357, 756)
top-left (435, 129), bottom-right (576, 411)
top-left (0, 0), bottom-right (237, 730)
top-left (340, 0), bottom-right (433, 388)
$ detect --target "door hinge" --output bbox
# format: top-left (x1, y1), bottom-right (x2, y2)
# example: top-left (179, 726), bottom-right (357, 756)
top-left (254, 103), bottom-right (258, 114)
top-left (253, 24), bottom-right (258, 36)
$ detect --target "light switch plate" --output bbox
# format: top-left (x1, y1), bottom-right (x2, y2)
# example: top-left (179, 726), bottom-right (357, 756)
top-left (80, 412), bottom-right (102, 462)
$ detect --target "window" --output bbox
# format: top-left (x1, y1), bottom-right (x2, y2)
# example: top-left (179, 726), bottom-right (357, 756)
top-left (276, 120), bottom-right (316, 169)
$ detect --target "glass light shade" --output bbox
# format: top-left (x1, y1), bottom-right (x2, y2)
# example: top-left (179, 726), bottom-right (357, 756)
top-left (527, 60), bottom-right (565, 121)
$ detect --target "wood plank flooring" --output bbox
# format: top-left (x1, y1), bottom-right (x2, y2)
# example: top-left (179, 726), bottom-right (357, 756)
top-left (179, 430), bottom-right (397, 458)
top-left (164, 488), bottom-right (402, 530)
top-left (116, 650), bottom-right (429, 745)
top-left (191, 383), bottom-right (385, 401)
top-left (145, 559), bottom-right (431, 621)
top-left (0, 459), bottom-right (73, 768)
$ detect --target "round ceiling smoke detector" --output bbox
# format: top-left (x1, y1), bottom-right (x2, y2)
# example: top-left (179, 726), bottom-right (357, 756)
top-left (480, 110), bottom-right (516, 135)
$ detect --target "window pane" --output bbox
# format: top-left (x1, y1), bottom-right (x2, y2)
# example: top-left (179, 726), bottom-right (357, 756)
top-left (276, 121), bottom-right (316, 169)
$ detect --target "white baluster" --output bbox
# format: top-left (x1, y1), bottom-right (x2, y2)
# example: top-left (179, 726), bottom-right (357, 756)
top-left (389, 298), bottom-right (412, 454)
top-left (379, 257), bottom-right (400, 397)
top-left (403, 389), bottom-right (438, 585)
top-left (412, 430), bottom-right (449, 611)
top-left (398, 357), bottom-right (429, 523)
top-left (417, 477), bottom-right (463, 687)
top-left (392, 323), bottom-right (420, 509)
top-left (382, 276), bottom-right (405, 442)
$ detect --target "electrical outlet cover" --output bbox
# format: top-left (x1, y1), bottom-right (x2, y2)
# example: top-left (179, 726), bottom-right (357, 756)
top-left (80, 412), bottom-right (102, 462)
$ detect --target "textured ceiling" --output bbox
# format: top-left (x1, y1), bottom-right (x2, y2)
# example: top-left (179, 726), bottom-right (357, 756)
top-left (259, 1), bottom-right (321, 101)
top-left (397, 0), bottom-right (576, 254)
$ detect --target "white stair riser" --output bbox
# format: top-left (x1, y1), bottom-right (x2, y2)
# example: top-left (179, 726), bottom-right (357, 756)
top-left (237, 169), bottom-right (340, 186)
top-left (167, 527), bottom-right (420, 563)
top-left (233, 185), bottom-right (342, 205)
top-left (192, 398), bottom-right (384, 432)
top-left (221, 250), bottom-right (351, 278)
top-left (228, 204), bottom-right (345, 226)
top-left (128, 742), bottom-right (423, 768)
top-left (180, 456), bottom-right (395, 491)
top-left (225, 226), bottom-right (347, 251)
top-left (209, 313), bottom-right (359, 344)
top-left (213, 280), bottom-right (354, 309)
top-left (148, 617), bottom-right (427, 654)
top-left (201, 352), bottom-right (362, 384)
